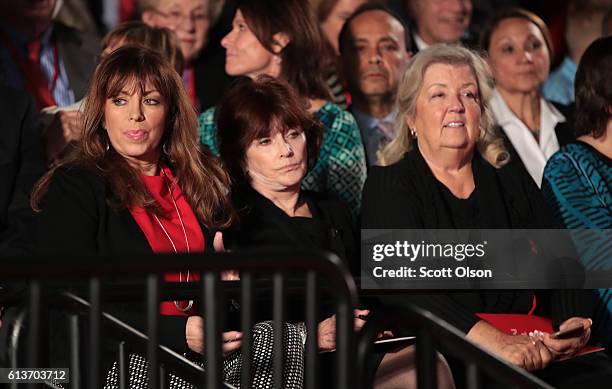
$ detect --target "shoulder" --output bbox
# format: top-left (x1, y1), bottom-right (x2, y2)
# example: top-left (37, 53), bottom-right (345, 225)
top-left (47, 163), bottom-right (105, 194)
top-left (545, 143), bottom-right (593, 178)
top-left (53, 21), bottom-right (99, 54)
top-left (198, 106), bottom-right (217, 124)
top-left (315, 102), bottom-right (357, 128)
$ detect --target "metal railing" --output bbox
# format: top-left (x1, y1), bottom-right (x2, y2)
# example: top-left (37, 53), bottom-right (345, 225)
top-left (1, 249), bottom-right (358, 389)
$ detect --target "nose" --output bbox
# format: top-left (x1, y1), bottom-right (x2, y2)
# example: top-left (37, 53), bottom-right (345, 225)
top-left (128, 101), bottom-right (145, 122)
top-left (522, 50), bottom-right (534, 63)
top-left (279, 139), bottom-right (294, 158)
top-left (221, 30), bottom-right (232, 49)
top-left (446, 0), bottom-right (467, 13)
top-left (368, 48), bottom-right (382, 64)
top-left (449, 93), bottom-right (465, 112)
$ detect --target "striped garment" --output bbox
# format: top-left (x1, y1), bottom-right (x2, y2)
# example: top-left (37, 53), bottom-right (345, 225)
top-left (542, 141), bottom-right (612, 346)
top-left (198, 102), bottom-right (367, 218)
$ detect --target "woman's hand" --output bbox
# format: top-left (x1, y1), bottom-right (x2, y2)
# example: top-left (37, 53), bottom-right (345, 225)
top-left (317, 309), bottom-right (370, 352)
top-left (467, 320), bottom-right (553, 371)
top-left (213, 231), bottom-right (239, 281)
top-left (542, 317), bottom-right (591, 360)
top-left (185, 315), bottom-right (243, 356)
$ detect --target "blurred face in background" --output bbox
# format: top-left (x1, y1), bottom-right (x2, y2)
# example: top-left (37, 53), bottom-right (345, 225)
top-left (221, 9), bottom-right (279, 78)
top-left (142, 0), bottom-right (209, 64)
top-left (343, 10), bottom-right (410, 102)
top-left (487, 17), bottom-right (550, 95)
top-left (410, 0), bottom-right (472, 44)
top-left (320, 0), bottom-right (367, 54)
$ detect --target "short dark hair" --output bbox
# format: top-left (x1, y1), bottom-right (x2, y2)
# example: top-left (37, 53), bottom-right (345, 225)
top-left (338, 2), bottom-right (412, 55)
top-left (216, 76), bottom-right (324, 184)
top-left (480, 8), bottom-right (554, 61)
top-left (237, 0), bottom-right (331, 101)
top-left (574, 36), bottom-right (612, 139)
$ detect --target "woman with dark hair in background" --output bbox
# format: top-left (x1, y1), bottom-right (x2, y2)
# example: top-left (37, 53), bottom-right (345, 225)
top-left (543, 36), bottom-right (612, 349)
top-left (32, 45), bottom-right (236, 388)
top-left (198, 0), bottom-right (367, 218)
top-left (481, 8), bottom-right (576, 187)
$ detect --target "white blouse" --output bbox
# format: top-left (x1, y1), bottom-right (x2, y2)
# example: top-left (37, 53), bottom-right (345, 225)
top-left (490, 89), bottom-right (565, 187)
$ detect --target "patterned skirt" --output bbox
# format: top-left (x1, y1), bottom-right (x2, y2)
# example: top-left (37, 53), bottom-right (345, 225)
top-left (104, 321), bottom-right (305, 389)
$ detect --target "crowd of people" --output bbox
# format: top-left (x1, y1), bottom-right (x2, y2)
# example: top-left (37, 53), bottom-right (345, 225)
top-left (1, 0), bottom-right (611, 388)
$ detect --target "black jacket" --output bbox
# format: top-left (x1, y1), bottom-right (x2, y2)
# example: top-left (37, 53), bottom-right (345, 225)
top-left (0, 85), bottom-right (45, 257)
top-left (361, 146), bottom-right (594, 333)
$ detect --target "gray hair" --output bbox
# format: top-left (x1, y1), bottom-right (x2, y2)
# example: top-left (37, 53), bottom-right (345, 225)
top-left (378, 44), bottom-right (509, 168)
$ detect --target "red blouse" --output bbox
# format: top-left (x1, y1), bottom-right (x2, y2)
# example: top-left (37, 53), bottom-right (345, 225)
top-left (129, 164), bottom-right (203, 316)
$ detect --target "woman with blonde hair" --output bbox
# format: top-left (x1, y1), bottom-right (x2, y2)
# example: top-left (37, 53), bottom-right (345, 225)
top-left (362, 44), bottom-right (611, 386)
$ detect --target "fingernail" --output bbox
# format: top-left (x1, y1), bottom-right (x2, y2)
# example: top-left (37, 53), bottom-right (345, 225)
top-left (529, 331), bottom-right (534, 337)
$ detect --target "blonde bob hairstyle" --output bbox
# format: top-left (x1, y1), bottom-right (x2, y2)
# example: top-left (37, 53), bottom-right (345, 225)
top-left (377, 44), bottom-right (509, 168)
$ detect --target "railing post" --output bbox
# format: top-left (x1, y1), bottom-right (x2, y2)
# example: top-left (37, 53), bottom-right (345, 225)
top-left (203, 271), bottom-right (222, 388)
top-left (416, 330), bottom-right (436, 389)
top-left (305, 272), bottom-right (318, 389)
top-left (69, 313), bottom-right (81, 389)
top-left (273, 272), bottom-right (286, 389)
top-left (241, 272), bottom-right (253, 389)
top-left (147, 274), bottom-right (160, 389)
top-left (89, 277), bottom-right (101, 389)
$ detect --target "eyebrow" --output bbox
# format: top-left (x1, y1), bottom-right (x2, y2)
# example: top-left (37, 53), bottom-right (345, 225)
top-left (117, 89), bottom-right (160, 96)
top-left (427, 82), bottom-right (477, 89)
top-left (353, 36), bottom-right (399, 44)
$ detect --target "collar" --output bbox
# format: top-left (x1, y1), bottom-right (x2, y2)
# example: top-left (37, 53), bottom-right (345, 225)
top-left (351, 106), bottom-right (396, 135)
top-left (490, 88), bottom-right (565, 186)
top-left (413, 33), bottom-right (429, 51)
top-left (557, 56), bottom-right (577, 82)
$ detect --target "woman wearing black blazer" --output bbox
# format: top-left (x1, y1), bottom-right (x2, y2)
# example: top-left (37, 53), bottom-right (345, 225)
top-left (31, 46), bottom-right (236, 388)
top-left (201, 76), bottom-right (455, 389)
top-left (362, 43), bottom-right (612, 387)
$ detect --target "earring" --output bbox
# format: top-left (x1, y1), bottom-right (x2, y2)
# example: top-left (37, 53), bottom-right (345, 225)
top-left (163, 142), bottom-right (170, 156)
top-left (409, 128), bottom-right (417, 138)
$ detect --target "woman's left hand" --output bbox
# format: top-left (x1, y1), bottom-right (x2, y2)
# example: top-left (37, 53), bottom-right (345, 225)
top-left (317, 309), bottom-right (371, 352)
top-left (542, 317), bottom-right (591, 359)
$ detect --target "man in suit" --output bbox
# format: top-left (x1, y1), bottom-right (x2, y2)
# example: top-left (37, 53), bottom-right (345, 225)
top-left (404, 0), bottom-right (473, 53)
top-left (0, 85), bottom-right (46, 257)
top-left (339, 3), bottom-right (411, 166)
top-left (0, 0), bottom-right (99, 109)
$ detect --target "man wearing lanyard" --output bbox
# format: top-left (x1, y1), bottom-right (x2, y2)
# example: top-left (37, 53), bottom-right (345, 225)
top-left (0, 0), bottom-right (99, 110)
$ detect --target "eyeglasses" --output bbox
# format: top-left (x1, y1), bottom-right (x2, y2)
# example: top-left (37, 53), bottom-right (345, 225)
top-left (152, 8), bottom-right (209, 26)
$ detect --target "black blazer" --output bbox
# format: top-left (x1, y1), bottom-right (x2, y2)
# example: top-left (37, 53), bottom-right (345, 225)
top-left (361, 147), bottom-right (594, 333)
top-left (0, 85), bottom-right (46, 256)
top-left (35, 164), bottom-right (214, 353)
top-left (230, 185), bottom-right (357, 270)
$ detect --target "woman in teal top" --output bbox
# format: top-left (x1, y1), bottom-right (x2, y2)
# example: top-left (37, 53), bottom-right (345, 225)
top-left (198, 0), bottom-right (367, 217)
top-left (542, 37), bottom-right (612, 347)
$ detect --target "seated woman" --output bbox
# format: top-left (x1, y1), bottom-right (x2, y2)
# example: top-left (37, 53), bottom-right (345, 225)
top-left (191, 75), bottom-right (455, 389)
top-left (198, 0), bottom-right (367, 218)
top-left (481, 8), bottom-right (576, 187)
top-left (543, 36), bottom-right (612, 348)
top-left (31, 45), bottom-right (235, 388)
top-left (361, 43), bottom-right (612, 387)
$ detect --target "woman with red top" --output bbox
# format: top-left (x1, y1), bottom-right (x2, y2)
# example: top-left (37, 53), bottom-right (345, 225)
top-left (31, 45), bottom-right (236, 387)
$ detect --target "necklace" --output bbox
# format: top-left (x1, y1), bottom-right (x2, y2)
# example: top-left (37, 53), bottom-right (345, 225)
top-left (153, 168), bottom-right (193, 312)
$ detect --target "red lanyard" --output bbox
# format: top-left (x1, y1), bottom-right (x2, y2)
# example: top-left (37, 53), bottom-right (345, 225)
top-left (0, 30), bottom-right (60, 105)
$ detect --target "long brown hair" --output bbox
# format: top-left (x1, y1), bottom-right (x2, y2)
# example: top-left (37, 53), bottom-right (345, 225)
top-left (32, 46), bottom-right (235, 229)
top-left (237, 0), bottom-right (332, 101)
